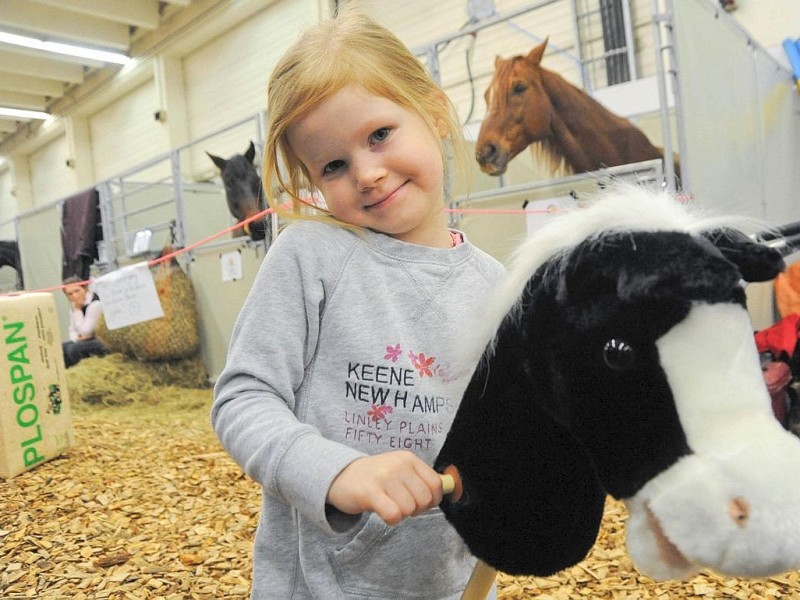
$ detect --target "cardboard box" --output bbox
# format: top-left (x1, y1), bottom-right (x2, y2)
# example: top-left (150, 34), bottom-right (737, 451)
top-left (0, 293), bottom-right (72, 478)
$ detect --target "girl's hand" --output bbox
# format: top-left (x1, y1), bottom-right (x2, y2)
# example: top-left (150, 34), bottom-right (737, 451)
top-left (326, 451), bottom-right (444, 526)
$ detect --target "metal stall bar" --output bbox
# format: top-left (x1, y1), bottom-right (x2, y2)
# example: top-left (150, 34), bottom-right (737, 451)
top-left (94, 112), bottom-right (267, 270)
top-left (650, 0), bottom-right (678, 193)
top-left (412, 0), bottom-right (565, 86)
top-left (568, 0), bottom-right (586, 88)
top-left (456, 158), bottom-right (663, 206)
top-left (96, 180), bottom-right (116, 269)
top-left (170, 149), bottom-right (187, 252)
top-left (620, 0), bottom-right (638, 81)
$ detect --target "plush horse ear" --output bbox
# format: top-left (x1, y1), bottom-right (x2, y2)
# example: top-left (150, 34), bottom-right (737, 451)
top-left (436, 307), bottom-right (606, 576)
top-left (526, 38), bottom-right (548, 66)
top-left (244, 141), bottom-right (257, 164)
top-left (702, 228), bottom-right (786, 283)
top-left (206, 151), bottom-right (227, 171)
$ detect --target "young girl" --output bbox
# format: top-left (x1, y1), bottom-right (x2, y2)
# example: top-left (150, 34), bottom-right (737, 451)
top-left (212, 7), bottom-right (504, 599)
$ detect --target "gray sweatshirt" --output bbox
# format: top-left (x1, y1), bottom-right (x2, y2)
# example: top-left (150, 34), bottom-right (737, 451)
top-left (212, 220), bottom-right (505, 599)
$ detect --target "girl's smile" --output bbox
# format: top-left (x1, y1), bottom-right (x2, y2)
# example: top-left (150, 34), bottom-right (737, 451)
top-left (287, 84), bottom-right (452, 248)
top-left (365, 180), bottom-right (408, 210)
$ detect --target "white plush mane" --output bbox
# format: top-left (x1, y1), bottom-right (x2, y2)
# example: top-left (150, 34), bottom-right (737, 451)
top-left (460, 182), bottom-right (766, 370)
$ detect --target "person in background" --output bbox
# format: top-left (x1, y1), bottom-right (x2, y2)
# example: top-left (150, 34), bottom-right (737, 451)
top-left (211, 6), bottom-right (505, 600)
top-left (62, 275), bottom-right (109, 367)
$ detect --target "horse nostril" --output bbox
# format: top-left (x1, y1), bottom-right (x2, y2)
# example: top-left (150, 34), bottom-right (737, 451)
top-left (480, 143), bottom-right (497, 162)
top-left (249, 221), bottom-right (267, 241)
top-left (728, 497), bottom-right (750, 527)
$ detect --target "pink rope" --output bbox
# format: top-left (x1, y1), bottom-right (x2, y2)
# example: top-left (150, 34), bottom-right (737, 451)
top-left (3, 207), bottom-right (275, 296)
top-left (149, 207), bottom-right (275, 267)
top-left (445, 207), bottom-right (569, 215)
top-left (3, 204), bottom-right (567, 297)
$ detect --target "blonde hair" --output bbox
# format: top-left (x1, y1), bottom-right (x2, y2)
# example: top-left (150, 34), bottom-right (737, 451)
top-left (263, 6), bottom-right (467, 228)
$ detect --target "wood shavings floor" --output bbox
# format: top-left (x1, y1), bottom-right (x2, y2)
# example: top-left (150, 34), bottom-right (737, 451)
top-left (1, 391), bottom-right (798, 599)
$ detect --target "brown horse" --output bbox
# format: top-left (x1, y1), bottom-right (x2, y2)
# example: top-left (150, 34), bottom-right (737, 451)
top-left (476, 39), bottom-right (676, 179)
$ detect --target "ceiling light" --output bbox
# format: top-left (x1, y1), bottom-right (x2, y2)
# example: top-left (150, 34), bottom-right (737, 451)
top-left (0, 107), bottom-right (50, 120)
top-left (0, 31), bottom-right (131, 65)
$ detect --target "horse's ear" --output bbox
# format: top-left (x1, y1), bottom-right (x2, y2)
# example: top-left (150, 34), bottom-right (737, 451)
top-left (494, 55), bottom-right (502, 69)
top-left (702, 228), bottom-right (786, 283)
top-left (206, 151), bottom-right (227, 171)
top-left (527, 37), bottom-right (548, 66)
top-left (245, 141), bottom-right (256, 163)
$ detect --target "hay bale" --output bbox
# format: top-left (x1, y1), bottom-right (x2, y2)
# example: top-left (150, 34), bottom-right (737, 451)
top-left (66, 353), bottom-right (209, 406)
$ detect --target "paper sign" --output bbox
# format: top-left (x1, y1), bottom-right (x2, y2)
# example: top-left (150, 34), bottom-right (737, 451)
top-left (131, 229), bottom-right (152, 254)
top-left (220, 250), bottom-right (243, 282)
top-left (93, 262), bottom-right (164, 330)
top-left (525, 196), bottom-right (578, 235)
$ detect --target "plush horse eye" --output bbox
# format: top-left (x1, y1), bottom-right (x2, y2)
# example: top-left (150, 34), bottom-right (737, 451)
top-left (512, 82), bottom-right (527, 94)
top-left (603, 339), bottom-right (635, 371)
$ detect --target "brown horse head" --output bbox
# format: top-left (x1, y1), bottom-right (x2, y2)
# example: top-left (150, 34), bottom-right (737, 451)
top-left (476, 39), bottom-right (552, 176)
top-left (206, 141), bottom-right (269, 241)
top-left (476, 39), bottom-right (676, 180)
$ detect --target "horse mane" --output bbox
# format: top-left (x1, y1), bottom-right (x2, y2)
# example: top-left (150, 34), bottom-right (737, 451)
top-left (533, 63), bottom-right (608, 175)
top-left (459, 183), bottom-right (766, 370)
top-left (530, 139), bottom-right (569, 176)
top-left (540, 65), bottom-right (643, 174)
top-left (537, 54), bottom-right (667, 175)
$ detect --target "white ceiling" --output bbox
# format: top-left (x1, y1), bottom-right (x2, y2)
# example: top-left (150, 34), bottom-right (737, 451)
top-left (0, 0), bottom-right (195, 145)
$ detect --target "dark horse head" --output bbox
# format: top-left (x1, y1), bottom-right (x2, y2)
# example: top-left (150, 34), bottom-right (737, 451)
top-left (206, 141), bottom-right (270, 242)
top-left (436, 184), bottom-right (800, 580)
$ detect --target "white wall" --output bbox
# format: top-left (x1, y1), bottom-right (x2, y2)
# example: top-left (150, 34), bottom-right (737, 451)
top-left (0, 164), bottom-right (16, 238)
top-left (672, 0), bottom-right (800, 225)
top-left (29, 135), bottom-right (74, 205)
top-left (728, 0), bottom-right (800, 53)
top-left (183, 0), bottom-right (315, 180)
top-left (184, 1), bottom-right (307, 141)
top-left (91, 79), bottom-right (168, 182)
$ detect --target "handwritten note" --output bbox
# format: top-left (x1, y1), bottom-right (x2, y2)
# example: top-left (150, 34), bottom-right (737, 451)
top-left (93, 262), bottom-right (164, 330)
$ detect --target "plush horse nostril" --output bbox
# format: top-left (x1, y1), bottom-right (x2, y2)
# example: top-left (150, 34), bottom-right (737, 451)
top-left (728, 497), bottom-right (750, 527)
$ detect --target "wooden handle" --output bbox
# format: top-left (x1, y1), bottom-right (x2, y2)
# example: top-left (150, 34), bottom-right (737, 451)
top-left (441, 474), bottom-right (455, 494)
top-left (440, 464), bottom-right (464, 501)
top-left (439, 467), bottom-right (495, 599)
top-left (460, 559), bottom-right (497, 600)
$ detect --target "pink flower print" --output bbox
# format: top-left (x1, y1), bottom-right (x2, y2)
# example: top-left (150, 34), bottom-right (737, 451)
top-left (384, 343), bottom-right (402, 362)
top-left (368, 404), bottom-right (393, 424)
top-left (411, 352), bottom-right (435, 378)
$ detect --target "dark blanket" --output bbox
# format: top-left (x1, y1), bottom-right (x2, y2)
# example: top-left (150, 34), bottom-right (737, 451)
top-left (61, 188), bottom-right (102, 280)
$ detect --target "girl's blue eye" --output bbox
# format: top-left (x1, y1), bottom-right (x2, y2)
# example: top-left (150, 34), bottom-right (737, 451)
top-left (370, 127), bottom-right (390, 144)
top-left (323, 159), bottom-right (345, 175)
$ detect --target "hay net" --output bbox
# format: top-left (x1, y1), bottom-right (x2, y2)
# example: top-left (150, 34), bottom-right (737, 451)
top-left (96, 253), bottom-right (200, 361)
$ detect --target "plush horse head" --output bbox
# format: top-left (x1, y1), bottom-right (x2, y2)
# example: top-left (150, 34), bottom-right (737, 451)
top-left (206, 141), bottom-right (270, 242)
top-left (475, 39), bottom-right (672, 178)
top-left (436, 184), bottom-right (800, 581)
